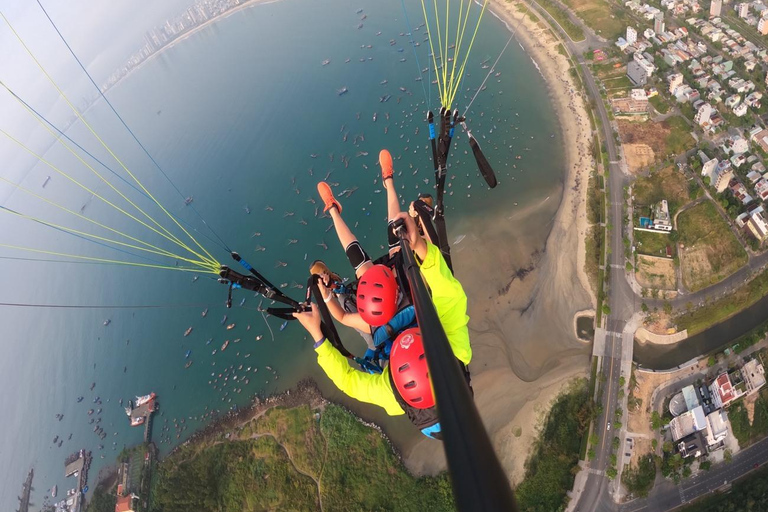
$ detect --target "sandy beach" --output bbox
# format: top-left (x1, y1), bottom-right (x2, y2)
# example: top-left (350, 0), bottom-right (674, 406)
top-left (401, 0), bottom-right (597, 484)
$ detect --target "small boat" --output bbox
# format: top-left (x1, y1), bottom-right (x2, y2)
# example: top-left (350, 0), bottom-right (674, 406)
top-left (244, 205), bottom-right (251, 214)
top-left (88, 409), bottom-right (94, 415)
top-left (337, 86), bottom-right (349, 96)
top-left (226, 323), bottom-right (236, 330)
top-left (234, 338), bottom-right (241, 343)
top-left (206, 338), bottom-right (212, 345)
top-left (77, 396), bottom-right (84, 403)
top-left (130, 416), bottom-right (145, 427)
top-left (184, 327), bottom-right (193, 337)
top-left (184, 196), bottom-right (193, 205)
top-left (212, 349), bottom-right (217, 355)
top-left (279, 321), bottom-right (288, 332)
top-left (192, 276), bottom-right (199, 283)
top-left (322, 59), bottom-right (331, 66)
top-left (43, 176), bottom-right (51, 188)
top-left (373, 113), bottom-right (377, 122)
top-left (103, 319), bottom-right (111, 326)
top-left (381, 79), bottom-right (388, 85)
top-left (185, 350), bottom-right (191, 359)
top-left (239, 297), bottom-right (246, 306)
top-left (51, 485), bottom-right (58, 498)
top-left (221, 340), bottom-right (230, 351)
top-left (135, 393), bottom-right (155, 407)
top-left (221, 315), bottom-right (227, 325)
top-left (185, 361), bottom-right (193, 369)
top-left (201, 308), bottom-right (208, 317)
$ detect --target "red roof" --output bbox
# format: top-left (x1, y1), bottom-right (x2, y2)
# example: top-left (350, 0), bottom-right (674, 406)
top-left (716, 373), bottom-right (735, 404)
top-left (115, 495), bottom-right (134, 512)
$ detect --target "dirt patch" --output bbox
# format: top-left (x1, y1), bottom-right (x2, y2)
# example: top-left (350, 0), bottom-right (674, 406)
top-left (636, 254), bottom-right (676, 291)
top-left (642, 311), bottom-right (676, 336)
top-left (624, 144), bottom-right (655, 174)
top-left (628, 370), bottom-right (669, 437)
top-left (679, 245), bottom-right (714, 292)
top-left (619, 120), bottom-right (670, 154)
top-left (629, 437), bottom-right (653, 469)
top-left (745, 392), bottom-right (759, 425)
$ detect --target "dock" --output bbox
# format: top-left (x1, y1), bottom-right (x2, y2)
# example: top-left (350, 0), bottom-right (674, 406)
top-left (16, 468), bottom-right (33, 512)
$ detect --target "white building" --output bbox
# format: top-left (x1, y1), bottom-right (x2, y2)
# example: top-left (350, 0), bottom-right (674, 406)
top-left (627, 26), bottom-right (638, 44)
top-left (668, 73), bottom-right (684, 94)
top-left (695, 103), bottom-right (714, 126)
top-left (669, 405), bottom-right (707, 442)
top-left (759, 17), bottom-right (768, 35)
top-left (704, 410), bottom-right (728, 447)
top-left (654, 13), bottom-right (666, 34)
top-left (710, 0), bottom-right (722, 17)
top-left (740, 2), bottom-right (750, 18)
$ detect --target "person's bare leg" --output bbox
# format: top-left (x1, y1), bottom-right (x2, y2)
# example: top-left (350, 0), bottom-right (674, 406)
top-left (318, 181), bottom-right (372, 278)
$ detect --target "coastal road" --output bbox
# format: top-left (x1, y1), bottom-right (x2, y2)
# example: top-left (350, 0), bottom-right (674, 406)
top-left (522, 0), bottom-right (635, 510)
top-left (620, 435), bottom-right (768, 511)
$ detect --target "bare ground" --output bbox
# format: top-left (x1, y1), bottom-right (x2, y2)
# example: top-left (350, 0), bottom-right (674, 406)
top-left (624, 144), bottom-right (655, 174)
top-left (636, 254), bottom-right (677, 291)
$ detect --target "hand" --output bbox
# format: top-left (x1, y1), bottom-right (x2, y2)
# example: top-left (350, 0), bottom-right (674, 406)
top-left (317, 279), bottom-right (331, 299)
top-left (392, 212), bottom-right (427, 259)
top-left (292, 305), bottom-right (324, 341)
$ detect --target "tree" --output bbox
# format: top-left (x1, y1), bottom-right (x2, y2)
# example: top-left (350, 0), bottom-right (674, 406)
top-left (651, 411), bottom-right (663, 430)
top-left (663, 441), bottom-right (674, 453)
top-left (619, 376), bottom-right (626, 387)
top-left (603, 303), bottom-right (611, 315)
top-left (641, 302), bottom-right (649, 313)
top-left (700, 460), bottom-right (711, 471)
top-left (663, 301), bottom-right (672, 315)
top-left (682, 465), bottom-right (692, 478)
top-left (725, 449), bottom-right (733, 463)
top-left (651, 439), bottom-right (658, 450)
top-left (606, 466), bottom-right (618, 479)
top-left (707, 355), bottom-right (716, 367)
top-left (588, 447), bottom-right (596, 460)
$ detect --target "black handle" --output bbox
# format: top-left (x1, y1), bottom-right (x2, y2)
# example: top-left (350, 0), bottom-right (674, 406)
top-left (469, 136), bottom-right (497, 189)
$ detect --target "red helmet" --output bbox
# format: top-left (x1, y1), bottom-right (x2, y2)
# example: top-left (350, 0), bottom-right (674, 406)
top-left (389, 328), bottom-right (434, 409)
top-left (356, 264), bottom-right (398, 326)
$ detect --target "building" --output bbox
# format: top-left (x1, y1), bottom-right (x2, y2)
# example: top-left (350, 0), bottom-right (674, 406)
top-left (668, 73), bottom-right (684, 94)
top-left (695, 103), bottom-right (714, 126)
top-left (710, 0), bottom-right (722, 17)
top-left (654, 13), bottom-right (666, 34)
top-left (752, 128), bottom-right (768, 153)
top-left (740, 2), bottom-right (750, 18)
top-left (734, 103), bottom-right (748, 116)
top-left (670, 405), bottom-right (707, 441)
top-left (652, 200), bottom-right (673, 231)
top-left (704, 409), bottom-right (728, 447)
top-left (744, 358), bottom-right (767, 392)
top-left (748, 211), bottom-right (768, 240)
top-left (627, 26), bottom-right (638, 44)
top-left (760, 17), bottom-right (768, 35)
top-left (710, 372), bottom-right (738, 409)
top-left (677, 431), bottom-right (707, 458)
top-left (714, 166), bottom-right (733, 193)
top-left (702, 157), bottom-right (719, 182)
top-left (627, 61), bottom-right (648, 86)
top-left (115, 494), bottom-right (137, 512)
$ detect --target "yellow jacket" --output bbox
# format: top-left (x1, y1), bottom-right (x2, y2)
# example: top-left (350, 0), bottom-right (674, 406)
top-left (314, 242), bottom-right (471, 416)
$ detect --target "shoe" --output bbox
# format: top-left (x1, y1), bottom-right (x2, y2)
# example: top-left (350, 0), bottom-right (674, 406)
top-left (317, 182), bottom-right (342, 214)
top-left (379, 149), bottom-right (394, 182)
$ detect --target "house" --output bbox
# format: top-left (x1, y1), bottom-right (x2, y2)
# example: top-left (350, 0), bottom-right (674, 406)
top-left (725, 94), bottom-right (741, 108)
top-left (734, 103), bottom-right (748, 117)
top-left (627, 61), bottom-right (648, 86)
top-left (677, 431), bottom-right (707, 458)
top-left (653, 200), bottom-right (673, 231)
top-left (743, 359), bottom-right (767, 392)
top-left (704, 409), bottom-right (728, 447)
top-left (702, 157), bottom-right (719, 181)
top-left (752, 128), bottom-right (768, 153)
top-left (755, 179), bottom-right (768, 200)
top-left (731, 153), bottom-right (748, 168)
top-left (116, 494), bottom-right (137, 512)
top-left (631, 88), bottom-right (648, 100)
top-left (669, 405), bottom-right (707, 441)
top-left (710, 372), bottom-right (740, 408)
top-left (730, 135), bottom-right (750, 155)
top-left (730, 179), bottom-right (754, 204)
top-left (695, 103), bottom-right (714, 125)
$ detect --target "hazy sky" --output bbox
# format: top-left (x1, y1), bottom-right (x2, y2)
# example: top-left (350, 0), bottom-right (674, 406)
top-left (0, 0), bottom-right (198, 197)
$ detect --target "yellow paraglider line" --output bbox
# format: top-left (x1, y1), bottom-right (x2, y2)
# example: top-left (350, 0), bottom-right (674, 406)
top-left (0, 243), bottom-right (218, 274)
top-left (0, 202), bottom-right (215, 271)
top-left (447, 0), bottom-right (474, 105)
top-left (421, 0), bottom-right (445, 105)
top-left (447, 0), bottom-right (490, 107)
top-left (0, 11), bottom-right (220, 268)
top-left (0, 127), bottom-right (216, 268)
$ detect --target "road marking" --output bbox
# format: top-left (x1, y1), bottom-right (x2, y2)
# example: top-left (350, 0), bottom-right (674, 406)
top-left (609, 264), bottom-right (624, 269)
top-left (587, 468), bottom-right (604, 475)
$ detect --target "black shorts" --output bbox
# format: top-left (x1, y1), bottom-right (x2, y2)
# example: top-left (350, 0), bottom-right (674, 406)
top-left (345, 241), bottom-right (371, 271)
top-left (387, 220), bottom-right (399, 250)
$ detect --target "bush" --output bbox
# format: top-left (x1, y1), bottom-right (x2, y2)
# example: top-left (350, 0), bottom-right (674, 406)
top-left (623, 455), bottom-right (657, 497)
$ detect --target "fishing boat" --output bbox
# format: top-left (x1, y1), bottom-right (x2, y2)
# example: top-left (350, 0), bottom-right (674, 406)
top-left (220, 315), bottom-right (227, 325)
top-left (373, 113), bottom-right (377, 122)
top-left (135, 393), bottom-right (156, 407)
top-left (206, 338), bottom-right (212, 345)
top-left (184, 327), bottom-right (193, 337)
top-left (337, 86), bottom-right (349, 96)
top-left (239, 297), bottom-right (246, 306)
top-left (322, 59), bottom-right (331, 65)
top-left (130, 416), bottom-right (145, 427)
top-left (103, 319), bottom-right (111, 326)
top-left (51, 485), bottom-right (57, 498)
top-left (279, 321), bottom-right (288, 332)
top-left (221, 340), bottom-right (230, 351)
top-left (43, 176), bottom-right (51, 188)
top-left (226, 323), bottom-right (236, 330)
top-left (185, 361), bottom-right (193, 369)
top-left (201, 308), bottom-right (208, 317)
top-left (185, 350), bottom-right (191, 359)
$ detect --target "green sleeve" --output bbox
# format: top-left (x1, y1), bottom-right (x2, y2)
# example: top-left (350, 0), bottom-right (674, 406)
top-left (419, 242), bottom-right (472, 365)
top-left (315, 340), bottom-right (405, 416)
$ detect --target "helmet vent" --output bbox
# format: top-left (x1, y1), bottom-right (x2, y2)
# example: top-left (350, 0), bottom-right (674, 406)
top-left (398, 363), bottom-right (410, 372)
top-left (404, 381), bottom-right (417, 389)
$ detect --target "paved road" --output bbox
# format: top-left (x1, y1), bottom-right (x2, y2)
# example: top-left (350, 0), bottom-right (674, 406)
top-left (621, 435), bottom-right (768, 511)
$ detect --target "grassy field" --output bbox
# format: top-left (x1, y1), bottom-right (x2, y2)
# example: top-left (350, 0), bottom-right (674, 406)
top-left (675, 269), bottom-right (768, 334)
top-left (561, 0), bottom-right (627, 39)
top-left (634, 230), bottom-right (673, 258)
top-left (664, 116), bottom-right (695, 155)
top-left (649, 95), bottom-right (669, 114)
top-left (633, 166), bottom-right (691, 215)
top-left (619, 117), bottom-right (694, 162)
top-left (537, 0), bottom-right (586, 41)
top-left (152, 404), bottom-right (455, 512)
top-left (677, 200), bottom-right (747, 292)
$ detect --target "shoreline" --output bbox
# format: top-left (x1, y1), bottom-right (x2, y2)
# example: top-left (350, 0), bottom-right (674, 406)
top-left (401, 0), bottom-right (597, 484)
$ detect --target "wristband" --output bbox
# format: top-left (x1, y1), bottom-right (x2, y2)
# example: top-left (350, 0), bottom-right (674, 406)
top-left (313, 337), bottom-right (326, 349)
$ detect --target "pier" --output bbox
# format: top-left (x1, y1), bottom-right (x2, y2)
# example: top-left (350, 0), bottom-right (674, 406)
top-left (16, 468), bottom-right (33, 512)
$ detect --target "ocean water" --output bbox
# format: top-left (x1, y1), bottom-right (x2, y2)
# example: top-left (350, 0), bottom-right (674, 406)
top-left (0, 0), bottom-right (565, 508)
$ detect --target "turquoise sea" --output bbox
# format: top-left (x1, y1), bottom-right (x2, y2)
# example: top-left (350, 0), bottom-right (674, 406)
top-left (0, 0), bottom-right (565, 508)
